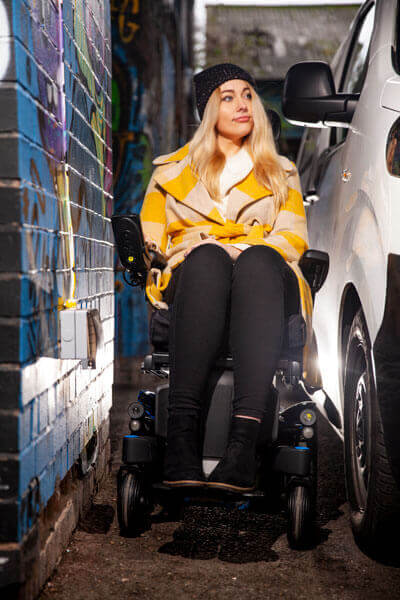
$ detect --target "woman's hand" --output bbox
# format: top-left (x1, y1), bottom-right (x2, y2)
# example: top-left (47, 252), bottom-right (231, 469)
top-left (143, 233), bottom-right (158, 252)
top-left (143, 234), bottom-right (167, 269)
top-left (184, 239), bottom-right (242, 261)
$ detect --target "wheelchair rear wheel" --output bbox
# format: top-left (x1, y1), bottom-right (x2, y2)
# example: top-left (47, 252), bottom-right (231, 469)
top-left (287, 484), bottom-right (314, 548)
top-left (117, 469), bottom-right (153, 535)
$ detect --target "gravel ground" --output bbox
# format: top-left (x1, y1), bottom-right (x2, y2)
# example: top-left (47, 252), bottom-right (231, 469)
top-left (39, 377), bottom-right (400, 600)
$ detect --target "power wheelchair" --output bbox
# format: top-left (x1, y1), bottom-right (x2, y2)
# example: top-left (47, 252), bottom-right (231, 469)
top-left (112, 212), bottom-right (329, 549)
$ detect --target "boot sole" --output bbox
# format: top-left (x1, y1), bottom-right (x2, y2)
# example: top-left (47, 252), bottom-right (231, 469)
top-left (206, 481), bottom-right (255, 493)
top-left (163, 479), bottom-right (207, 488)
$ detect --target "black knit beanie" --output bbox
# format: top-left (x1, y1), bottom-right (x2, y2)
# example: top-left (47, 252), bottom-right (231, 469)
top-left (194, 63), bottom-right (257, 121)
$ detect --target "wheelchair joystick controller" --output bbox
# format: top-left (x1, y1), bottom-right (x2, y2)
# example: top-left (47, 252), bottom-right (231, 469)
top-left (111, 214), bottom-right (167, 287)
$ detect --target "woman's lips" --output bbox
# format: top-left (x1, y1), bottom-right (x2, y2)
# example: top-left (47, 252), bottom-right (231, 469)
top-left (234, 116), bottom-right (250, 122)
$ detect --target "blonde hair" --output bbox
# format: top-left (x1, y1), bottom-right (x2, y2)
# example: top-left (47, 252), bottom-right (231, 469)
top-left (188, 84), bottom-right (288, 209)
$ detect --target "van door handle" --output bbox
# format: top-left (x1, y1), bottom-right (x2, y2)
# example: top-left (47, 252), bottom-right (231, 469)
top-left (304, 190), bottom-right (320, 206)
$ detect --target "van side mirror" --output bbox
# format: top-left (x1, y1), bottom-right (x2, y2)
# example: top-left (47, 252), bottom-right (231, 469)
top-left (282, 61), bottom-right (358, 128)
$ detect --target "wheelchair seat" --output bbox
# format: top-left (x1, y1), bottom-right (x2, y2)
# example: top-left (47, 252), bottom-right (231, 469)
top-left (142, 314), bottom-right (306, 385)
top-left (141, 310), bottom-right (308, 468)
top-left (144, 311), bottom-right (307, 386)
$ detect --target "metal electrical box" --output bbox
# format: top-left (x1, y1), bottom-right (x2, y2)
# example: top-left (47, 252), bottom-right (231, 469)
top-left (60, 308), bottom-right (103, 368)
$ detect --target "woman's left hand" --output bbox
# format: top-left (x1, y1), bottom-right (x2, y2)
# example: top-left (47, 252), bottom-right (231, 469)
top-left (184, 239), bottom-right (242, 261)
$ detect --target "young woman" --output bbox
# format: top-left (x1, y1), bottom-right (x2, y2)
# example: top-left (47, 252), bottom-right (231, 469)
top-left (140, 63), bottom-right (314, 492)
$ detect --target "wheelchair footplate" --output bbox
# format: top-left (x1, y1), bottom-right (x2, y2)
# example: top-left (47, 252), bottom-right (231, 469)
top-left (151, 483), bottom-right (264, 515)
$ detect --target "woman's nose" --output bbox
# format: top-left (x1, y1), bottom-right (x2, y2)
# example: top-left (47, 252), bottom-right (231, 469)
top-left (236, 98), bottom-right (248, 112)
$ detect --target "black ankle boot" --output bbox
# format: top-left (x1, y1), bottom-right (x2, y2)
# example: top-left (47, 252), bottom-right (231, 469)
top-left (207, 417), bottom-right (260, 492)
top-left (163, 411), bottom-right (206, 487)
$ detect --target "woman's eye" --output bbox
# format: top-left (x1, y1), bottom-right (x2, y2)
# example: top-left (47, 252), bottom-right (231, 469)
top-left (222, 95), bottom-right (233, 101)
top-left (245, 93), bottom-right (252, 99)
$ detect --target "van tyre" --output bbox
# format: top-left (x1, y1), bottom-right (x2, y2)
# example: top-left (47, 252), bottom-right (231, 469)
top-left (344, 309), bottom-right (400, 560)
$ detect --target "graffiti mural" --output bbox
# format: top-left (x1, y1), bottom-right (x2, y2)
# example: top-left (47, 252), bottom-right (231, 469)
top-left (33, 0), bottom-right (75, 310)
top-left (111, 0), bottom-right (193, 364)
top-left (64, 0), bottom-right (114, 327)
top-left (112, 0), bottom-right (156, 361)
top-left (113, 0), bottom-right (140, 44)
top-left (6, 0), bottom-right (68, 361)
top-left (111, 0), bottom-right (152, 216)
top-left (71, 0), bottom-right (113, 217)
top-left (0, 0), bottom-right (113, 553)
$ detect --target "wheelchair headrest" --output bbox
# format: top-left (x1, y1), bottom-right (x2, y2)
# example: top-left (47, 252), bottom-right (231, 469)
top-left (266, 109), bottom-right (281, 142)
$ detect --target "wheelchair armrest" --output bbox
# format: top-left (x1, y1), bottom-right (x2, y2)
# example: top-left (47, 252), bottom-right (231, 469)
top-left (299, 249), bottom-right (329, 296)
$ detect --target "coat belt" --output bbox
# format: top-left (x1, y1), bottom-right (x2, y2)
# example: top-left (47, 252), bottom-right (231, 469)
top-left (208, 221), bottom-right (272, 240)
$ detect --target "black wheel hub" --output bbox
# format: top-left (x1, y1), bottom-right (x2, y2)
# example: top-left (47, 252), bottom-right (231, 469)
top-left (353, 371), bottom-right (369, 509)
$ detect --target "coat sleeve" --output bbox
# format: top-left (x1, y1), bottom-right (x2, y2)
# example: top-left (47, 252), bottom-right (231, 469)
top-left (264, 163), bottom-right (309, 262)
top-left (139, 169), bottom-right (168, 255)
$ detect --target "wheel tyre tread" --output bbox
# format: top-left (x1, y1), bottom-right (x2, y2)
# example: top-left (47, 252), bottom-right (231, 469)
top-left (344, 309), bottom-right (400, 558)
top-left (117, 471), bottom-right (152, 536)
top-left (287, 485), bottom-right (313, 549)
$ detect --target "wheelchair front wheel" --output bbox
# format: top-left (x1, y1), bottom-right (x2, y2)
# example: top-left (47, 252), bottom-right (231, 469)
top-left (117, 469), bottom-right (153, 536)
top-left (287, 484), bottom-right (314, 549)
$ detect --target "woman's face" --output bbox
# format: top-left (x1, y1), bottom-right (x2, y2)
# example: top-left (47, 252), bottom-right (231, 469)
top-left (215, 79), bottom-right (254, 141)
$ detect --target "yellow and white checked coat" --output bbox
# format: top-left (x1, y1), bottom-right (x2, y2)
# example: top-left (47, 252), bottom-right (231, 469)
top-left (140, 142), bottom-right (321, 387)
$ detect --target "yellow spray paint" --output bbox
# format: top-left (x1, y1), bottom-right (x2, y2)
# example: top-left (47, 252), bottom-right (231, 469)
top-left (56, 165), bottom-right (76, 308)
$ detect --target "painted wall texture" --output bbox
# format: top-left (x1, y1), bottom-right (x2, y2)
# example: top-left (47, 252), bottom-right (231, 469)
top-left (0, 0), bottom-right (113, 586)
top-left (111, 0), bottom-right (194, 369)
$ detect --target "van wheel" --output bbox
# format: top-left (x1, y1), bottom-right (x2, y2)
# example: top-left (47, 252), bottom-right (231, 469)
top-left (344, 309), bottom-right (400, 558)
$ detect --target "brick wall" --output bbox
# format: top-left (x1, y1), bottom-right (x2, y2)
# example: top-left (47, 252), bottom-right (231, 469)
top-left (111, 0), bottom-right (194, 372)
top-left (0, 0), bottom-right (113, 590)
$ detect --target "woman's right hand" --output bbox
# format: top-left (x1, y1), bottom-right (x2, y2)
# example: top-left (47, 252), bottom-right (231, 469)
top-left (143, 234), bottom-right (167, 269)
top-left (144, 233), bottom-right (158, 252)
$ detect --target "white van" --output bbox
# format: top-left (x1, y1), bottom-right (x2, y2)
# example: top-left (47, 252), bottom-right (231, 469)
top-left (283, 0), bottom-right (400, 557)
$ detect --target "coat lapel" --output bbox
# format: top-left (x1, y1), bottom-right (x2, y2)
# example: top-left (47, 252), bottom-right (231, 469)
top-left (152, 146), bottom-right (225, 224)
top-left (228, 171), bottom-right (273, 221)
top-left (227, 159), bottom-right (296, 222)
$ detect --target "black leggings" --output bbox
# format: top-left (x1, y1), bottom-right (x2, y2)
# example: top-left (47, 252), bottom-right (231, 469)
top-left (164, 244), bottom-right (300, 421)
